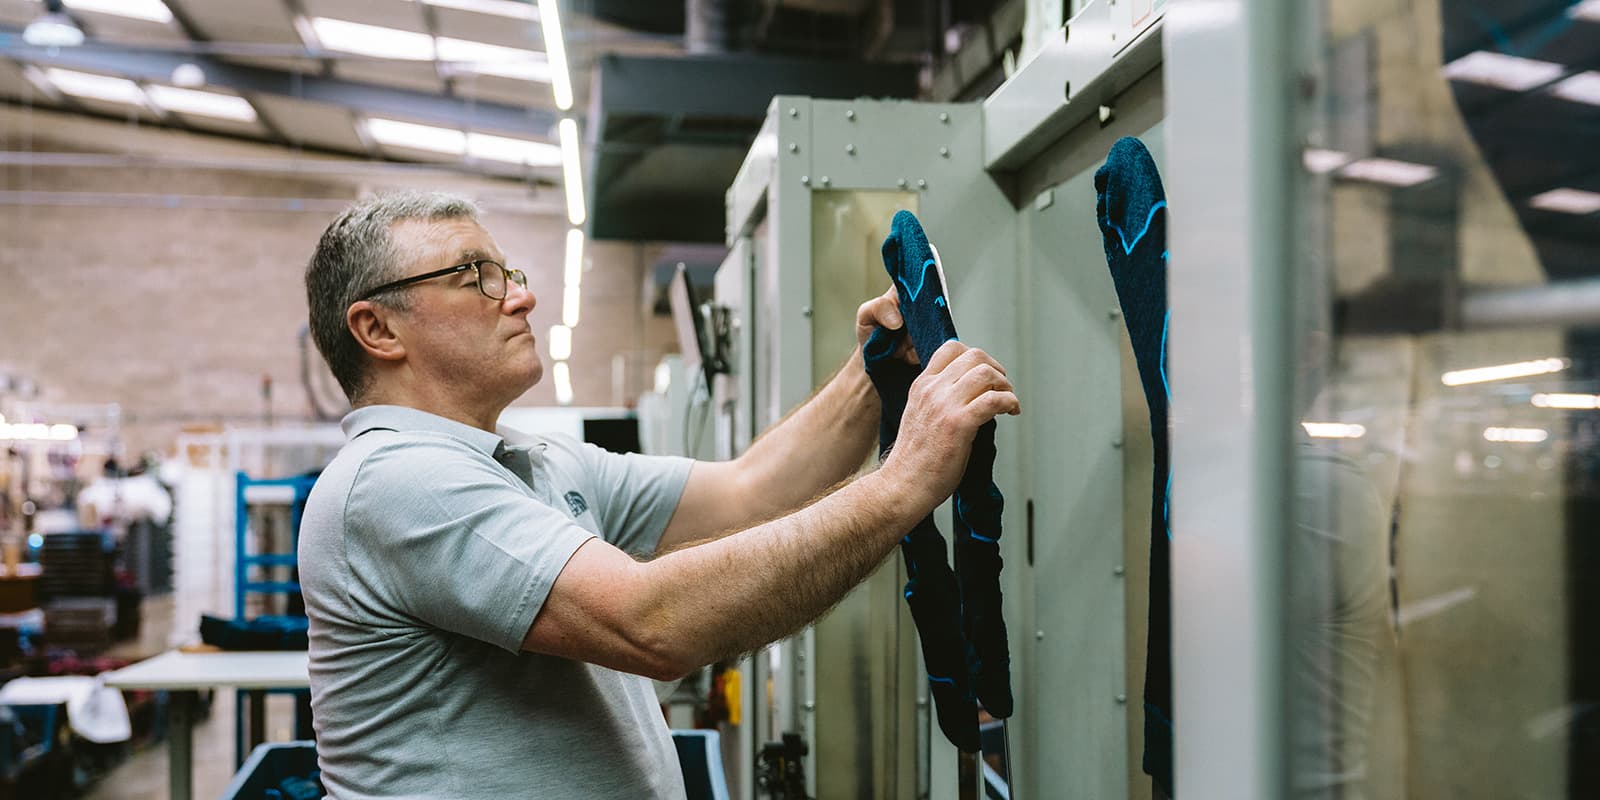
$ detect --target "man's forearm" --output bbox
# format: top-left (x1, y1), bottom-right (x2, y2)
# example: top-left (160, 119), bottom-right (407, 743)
top-left (736, 347), bottom-right (880, 514)
top-left (634, 469), bottom-right (920, 668)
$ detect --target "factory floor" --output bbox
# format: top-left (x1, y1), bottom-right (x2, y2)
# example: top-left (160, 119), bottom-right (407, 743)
top-left (79, 595), bottom-right (301, 800)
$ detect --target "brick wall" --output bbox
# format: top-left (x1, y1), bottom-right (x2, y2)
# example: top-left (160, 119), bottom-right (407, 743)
top-left (0, 106), bottom-right (678, 455)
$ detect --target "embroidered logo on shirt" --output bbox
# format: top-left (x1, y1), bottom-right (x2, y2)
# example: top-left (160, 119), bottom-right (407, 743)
top-left (563, 491), bottom-right (589, 517)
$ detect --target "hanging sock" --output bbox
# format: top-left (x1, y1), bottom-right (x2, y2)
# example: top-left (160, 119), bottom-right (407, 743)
top-left (1095, 136), bottom-right (1173, 796)
top-left (864, 325), bottom-right (980, 753)
top-left (868, 210), bottom-right (1014, 742)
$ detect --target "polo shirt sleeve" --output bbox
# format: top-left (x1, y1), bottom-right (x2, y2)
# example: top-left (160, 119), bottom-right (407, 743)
top-left (344, 439), bottom-right (595, 653)
top-left (577, 442), bottom-right (692, 556)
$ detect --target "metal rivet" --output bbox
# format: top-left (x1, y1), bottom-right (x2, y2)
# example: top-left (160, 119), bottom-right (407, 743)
top-left (1112, 438), bottom-right (1124, 449)
top-left (916, 179), bottom-right (926, 189)
top-left (916, 698), bottom-right (929, 708)
top-left (897, 178), bottom-right (907, 188)
top-left (797, 650), bottom-right (806, 660)
top-left (939, 147), bottom-right (949, 158)
top-left (804, 701), bottom-right (816, 711)
top-left (845, 109), bottom-right (855, 120)
top-left (788, 143), bottom-right (798, 153)
top-left (820, 176), bottom-right (831, 187)
top-left (802, 306), bottom-right (813, 318)
top-left (1109, 308), bottom-right (1121, 319)
top-left (845, 144), bottom-right (855, 155)
top-left (1114, 565), bottom-right (1125, 576)
top-left (801, 175), bottom-right (810, 185)
top-left (1035, 630), bottom-right (1045, 641)
top-left (1115, 693), bottom-right (1127, 704)
top-left (1098, 105), bottom-right (1115, 125)
top-left (788, 107), bottom-right (798, 117)
top-left (939, 112), bottom-right (950, 123)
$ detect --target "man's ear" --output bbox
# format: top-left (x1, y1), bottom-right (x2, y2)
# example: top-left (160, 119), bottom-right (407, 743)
top-left (347, 300), bottom-right (407, 363)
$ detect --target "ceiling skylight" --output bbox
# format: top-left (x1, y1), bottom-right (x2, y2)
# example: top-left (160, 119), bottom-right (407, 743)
top-left (44, 68), bottom-right (146, 106)
top-left (436, 38), bottom-right (551, 82)
top-left (145, 85), bottom-right (257, 122)
top-left (1338, 157), bottom-right (1438, 187)
top-left (1529, 188), bottom-right (1600, 215)
top-left (309, 18), bottom-right (434, 60)
top-left (1443, 51), bottom-right (1564, 91)
top-left (1551, 71), bottom-right (1600, 106)
top-left (466, 132), bottom-right (560, 166)
top-left (423, 0), bottom-right (539, 21)
top-left (366, 118), bottom-right (467, 154)
top-left (62, 0), bottom-right (173, 23)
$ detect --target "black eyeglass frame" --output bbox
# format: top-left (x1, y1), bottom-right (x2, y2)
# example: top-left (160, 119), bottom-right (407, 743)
top-left (355, 260), bottom-right (527, 303)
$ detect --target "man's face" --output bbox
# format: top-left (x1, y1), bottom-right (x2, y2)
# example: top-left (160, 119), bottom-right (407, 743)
top-left (385, 217), bottom-right (542, 402)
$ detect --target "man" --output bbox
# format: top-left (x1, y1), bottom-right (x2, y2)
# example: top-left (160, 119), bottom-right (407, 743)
top-left (299, 191), bottom-right (1020, 799)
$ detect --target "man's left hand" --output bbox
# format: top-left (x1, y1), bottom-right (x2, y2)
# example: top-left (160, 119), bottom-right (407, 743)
top-left (855, 286), bottom-right (918, 364)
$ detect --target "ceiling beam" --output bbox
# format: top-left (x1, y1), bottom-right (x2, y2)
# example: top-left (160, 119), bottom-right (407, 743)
top-left (0, 28), bottom-right (559, 137)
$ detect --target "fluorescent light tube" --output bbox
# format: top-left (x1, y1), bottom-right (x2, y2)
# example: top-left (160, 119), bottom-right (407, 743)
top-left (548, 324), bottom-right (572, 360)
top-left (366, 118), bottom-right (466, 155)
top-left (437, 37), bottom-right (551, 82)
top-left (465, 131), bottom-right (560, 166)
top-left (1531, 392), bottom-right (1600, 410)
top-left (145, 85), bottom-right (257, 122)
top-left (1551, 71), bottom-right (1600, 105)
top-left (1441, 357), bottom-right (1568, 386)
top-left (64, 0), bottom-right (172, 23)
top-left (564, 228), bottom-right (583, 287)
top-left (559, 118), bottom-right (585, 225)
top-left (553, 361), bottom-right (574, 405)
top-left (309, 17), bottom-right (434, 60)
top-left (537, 0), bottom-right (572, 109)
top-left (45, 68), bottom-right (146, 106)
top-left (1339, 157), bottom-right (1438, 187)
top-left (425, 0), bottom-right (539, 20)
top-left (1443, 51), bottom-right (1564, 91)
top-left (563, 282), bottom-right (580, 327)
top-left (1483, 426), bottom-right (1548, 443)
top-left (1529, 188), bottom-right (1600, 215)
top-left (1301, 422), bottom-right (1366, 439)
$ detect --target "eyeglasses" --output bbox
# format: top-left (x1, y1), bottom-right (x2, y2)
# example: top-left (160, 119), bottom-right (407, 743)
top-left (356, 259), bottom-right (527, 302)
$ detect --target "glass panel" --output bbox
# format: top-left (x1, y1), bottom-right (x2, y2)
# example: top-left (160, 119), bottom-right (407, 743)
top-left (807, 189), bottom-right (923, 799)
top-left (1290, 1), bottom-right (1598, 798)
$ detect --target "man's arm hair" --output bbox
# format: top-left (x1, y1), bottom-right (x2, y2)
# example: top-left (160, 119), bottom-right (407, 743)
top-left (526, 341), bottom-right (1019, 681)
top-left (523, 469), bottom-right (916, 680)
top-left (655, 345), bottom-right (880, 553)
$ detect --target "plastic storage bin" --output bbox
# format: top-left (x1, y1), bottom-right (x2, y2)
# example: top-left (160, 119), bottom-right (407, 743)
top-left (220, 741), bottom-right (321, 800)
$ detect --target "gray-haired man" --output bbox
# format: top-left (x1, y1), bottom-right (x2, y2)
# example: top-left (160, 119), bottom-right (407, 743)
top-left (299, 191), bottom-right (1020, 798)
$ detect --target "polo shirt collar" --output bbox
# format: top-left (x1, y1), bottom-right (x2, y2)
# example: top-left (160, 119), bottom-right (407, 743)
top-left (342, 405), bottom-right (506, 457)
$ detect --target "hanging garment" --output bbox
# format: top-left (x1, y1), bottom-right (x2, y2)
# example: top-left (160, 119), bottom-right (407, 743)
top-left (862, 210), bottom-right (1013, 753)
top-left (1094, 136), bottom-right (1173, 796)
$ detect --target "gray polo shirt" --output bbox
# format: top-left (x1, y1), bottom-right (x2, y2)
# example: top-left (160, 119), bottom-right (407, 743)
top-left (299, 405), bottom-right (693, 799)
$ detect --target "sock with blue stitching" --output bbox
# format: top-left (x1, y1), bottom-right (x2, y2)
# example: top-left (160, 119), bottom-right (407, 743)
top-left (880, 210), bottom-right (1014, 720)
top-left (1095, 136), bottom-right (1173, 796)
top-left (863, 325), bottom-right (980, 752)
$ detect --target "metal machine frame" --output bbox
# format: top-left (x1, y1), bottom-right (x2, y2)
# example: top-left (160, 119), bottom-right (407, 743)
top-left (713, 1), bottom-right (1171, 788)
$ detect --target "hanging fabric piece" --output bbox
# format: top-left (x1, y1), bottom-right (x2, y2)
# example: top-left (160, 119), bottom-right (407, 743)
top-left (1094, 136), bottom-right (1173, 796)
top-left (862, 209), bottom-right (1014, 752)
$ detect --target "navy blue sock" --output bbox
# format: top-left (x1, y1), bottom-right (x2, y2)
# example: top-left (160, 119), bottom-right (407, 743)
top-left (863, 326), bottom-right (980, 752)
top-left (879, 210), bottom-right (1013, 720)
top-left (1095, 136), bottom-right (1172, 796)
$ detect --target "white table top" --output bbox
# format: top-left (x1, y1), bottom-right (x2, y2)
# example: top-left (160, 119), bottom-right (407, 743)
top-left (103, 650), bottom-right (309, 691)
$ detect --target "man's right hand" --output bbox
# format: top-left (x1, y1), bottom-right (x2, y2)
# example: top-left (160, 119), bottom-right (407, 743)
top-left (882, 340), bottom-right (1020, 510)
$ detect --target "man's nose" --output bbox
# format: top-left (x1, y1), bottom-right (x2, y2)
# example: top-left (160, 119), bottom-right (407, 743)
top-left (504, 278), bottom-right (536, 315)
